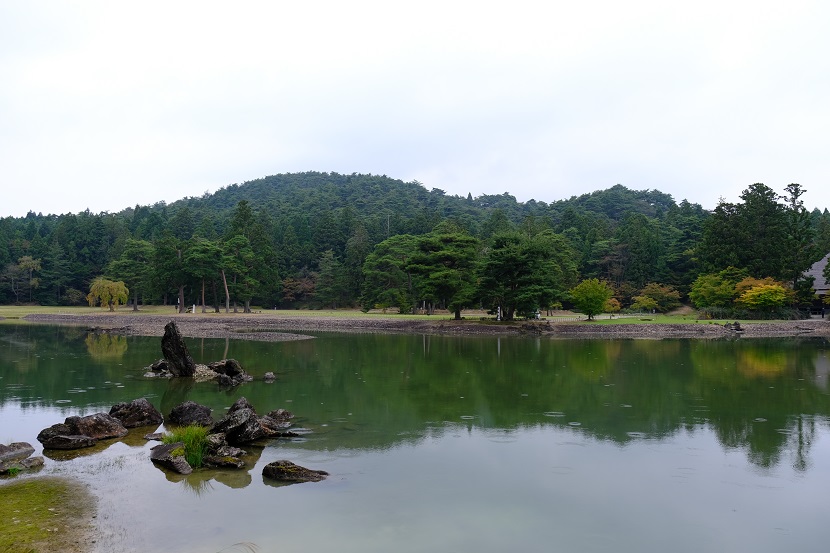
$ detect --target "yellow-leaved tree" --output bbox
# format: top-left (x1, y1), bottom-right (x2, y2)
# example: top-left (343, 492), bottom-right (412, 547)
top-left (87, 277), bottom-right (129, 311)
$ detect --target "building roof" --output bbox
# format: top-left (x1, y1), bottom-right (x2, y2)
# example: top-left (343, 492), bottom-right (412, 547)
top-left (805, 254), bottom-right (830, 295)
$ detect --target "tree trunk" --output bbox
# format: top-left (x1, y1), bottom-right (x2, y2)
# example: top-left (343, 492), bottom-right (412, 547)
top-left (201, 278), bottom-right (206, 313)
top-left (132, 289), bottom-right (138, 311)
top-left (177, 248), bottom-right (185, 313)
top-left (221, 270), bottom-right (230, 313)
top-left (454, 308), bottom-right (461, 320)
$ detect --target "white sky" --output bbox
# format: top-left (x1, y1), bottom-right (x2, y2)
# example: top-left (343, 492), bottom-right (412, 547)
top-left (2, 0), bottom-right (829, 218)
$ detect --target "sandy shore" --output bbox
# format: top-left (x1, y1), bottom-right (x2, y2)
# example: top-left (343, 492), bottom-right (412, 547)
top-left (18, 312), bottom-right (830, 340)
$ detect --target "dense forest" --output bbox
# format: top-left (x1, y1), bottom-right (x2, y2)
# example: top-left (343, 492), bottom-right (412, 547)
top-left (2, 172), bottom-right (829, 318)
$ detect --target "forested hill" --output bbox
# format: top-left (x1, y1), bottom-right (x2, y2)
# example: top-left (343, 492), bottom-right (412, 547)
top-left (2, 171), bottom-right (828, 312)
top-left (159, 172), bottom-right (685, 235)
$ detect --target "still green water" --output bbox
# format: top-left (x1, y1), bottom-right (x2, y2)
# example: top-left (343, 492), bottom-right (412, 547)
top-left (2, 324), bottom-right (830, 552)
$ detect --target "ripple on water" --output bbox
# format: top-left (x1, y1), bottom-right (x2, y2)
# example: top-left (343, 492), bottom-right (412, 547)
top-left (754, 417), bottom-right (767, 423)
top-left (543, 411), bottom-right (565, 417)
top-left (55, 399), bottom-right (72, 404)
top-left (460, 415), bottom-right (476, 420)
top-left (626, 431), bottom-right (647, 439)
top-left (568, 421), bottom-right (582, 427)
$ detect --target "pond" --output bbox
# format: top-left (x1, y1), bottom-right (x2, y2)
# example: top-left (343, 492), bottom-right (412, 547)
top-left (2, 324), bottom-right (830, 553)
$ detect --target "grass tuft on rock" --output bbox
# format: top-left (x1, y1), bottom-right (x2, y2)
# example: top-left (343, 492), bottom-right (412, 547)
top-left (163, 424), bottom-right (209, 468)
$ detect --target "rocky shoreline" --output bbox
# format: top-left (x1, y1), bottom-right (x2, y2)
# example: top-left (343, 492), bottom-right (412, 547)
top-left (18, 312), bottom-right (830, 340)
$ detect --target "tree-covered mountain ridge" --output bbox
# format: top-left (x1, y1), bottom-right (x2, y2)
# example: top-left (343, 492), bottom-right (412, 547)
top-left (2, 172), bottom-right (829, 316)
top-left (159, 171), bottom-right (683, 224)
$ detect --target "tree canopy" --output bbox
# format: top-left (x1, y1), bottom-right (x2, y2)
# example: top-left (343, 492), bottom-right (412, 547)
top-left (1, 173), bottom-right (827, 316)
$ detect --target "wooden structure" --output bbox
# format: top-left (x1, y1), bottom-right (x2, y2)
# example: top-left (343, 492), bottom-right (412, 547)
top-left (805, 254), bottom-right (830, 302)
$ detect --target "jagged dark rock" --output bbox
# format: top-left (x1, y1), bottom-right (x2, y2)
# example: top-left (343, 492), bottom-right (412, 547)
top-left (209, 361), bottom-right (253, 387)
top-left (168, 401), bottom-right (214, 426)
top-left (262, 460), bottom-right (328, 483)
top-left (161, 321), bottom-right (196, 377)
top-left (211, 406), bottom-right (274, 444)
top-left (263, 372), bottom-right (276, 382)
top-left (150, 442), bottom-right (192, 475)
top-left (109, 398), bottom-right (164, 428)
top-left (229, 397), bottom-right (256, 414)
top-left (261, 409), bottom-right (294, 433)
top-left (208, 359), bottom-right (244, 377)
top-left (204, 433), bottom-right (246, 457)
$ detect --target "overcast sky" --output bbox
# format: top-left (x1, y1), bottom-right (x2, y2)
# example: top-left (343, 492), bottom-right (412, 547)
top-left (2, 0), bottom-right (829, 218)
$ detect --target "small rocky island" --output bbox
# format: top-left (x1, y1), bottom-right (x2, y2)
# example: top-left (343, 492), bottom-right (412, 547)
top-left (20, 321), bottom-right (327, 484)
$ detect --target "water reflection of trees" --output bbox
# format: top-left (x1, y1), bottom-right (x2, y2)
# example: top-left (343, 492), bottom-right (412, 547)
top-left (85, 333), bottom-right (128, 359)
top-left (3, 325), bottom-right (830, 473)
top-left (257, 334), bottom-right (830, 472)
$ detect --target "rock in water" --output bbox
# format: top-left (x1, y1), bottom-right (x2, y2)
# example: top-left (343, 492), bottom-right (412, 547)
top-left (37, 426), bottom-right (97, 450)
top-left (168, 401), bottom-right (214, 426)
top-left (64, 413), bottom-right (129, 440)
top-left (150, 442), bottom-right (193, 475)
top-left (0, 442), bottom-right (35, 463)
top-left (211, 407), bottom-right (272, 444)
top-left (161, 321), bottom-right (196, 377)
top-left (109, 398), bottom-right (164, 428)
top-left (208, 359), bottom-right (244, 377)
top-left (262, 460), bottom-right (328, 483)
top-left (208, 359), bottom-right (251, 387)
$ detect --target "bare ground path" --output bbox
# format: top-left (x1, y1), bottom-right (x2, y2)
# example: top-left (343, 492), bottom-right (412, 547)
top-left (18, 311), bottom-right (830, 340)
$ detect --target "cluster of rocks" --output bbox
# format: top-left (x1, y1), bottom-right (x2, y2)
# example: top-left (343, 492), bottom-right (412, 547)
top-left (37, 398), bottom-right (159, 449)
top-left (145, 357), bottom-right (263, 386)
top-left (33, 396), bottom-right (326, 484)
top-left (150, 396), bottom-right (303, 477)
top-left (21, 323), bottom-right (326, 484)
top-left (0, 442), bottom-right (43, 475)
top-left (144, 321), bottom-right (274, 386)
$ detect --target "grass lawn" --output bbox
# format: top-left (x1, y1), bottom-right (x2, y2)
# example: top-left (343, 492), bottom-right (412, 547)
top-left (0, 304), bottom-right (442, 320)
top-left (0, 305), bottom-right (794, 326)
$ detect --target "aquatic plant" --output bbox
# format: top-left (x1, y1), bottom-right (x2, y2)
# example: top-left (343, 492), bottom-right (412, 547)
top-left (162, 424), bottom-right (209, 468)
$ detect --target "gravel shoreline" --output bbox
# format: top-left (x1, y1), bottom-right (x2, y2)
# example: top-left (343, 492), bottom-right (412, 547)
top-left (17, 312), bottom-right (830, 341)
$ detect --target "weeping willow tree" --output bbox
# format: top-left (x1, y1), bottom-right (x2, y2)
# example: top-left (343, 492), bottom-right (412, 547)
top-left (87, 277), bottom-right (129, 311)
